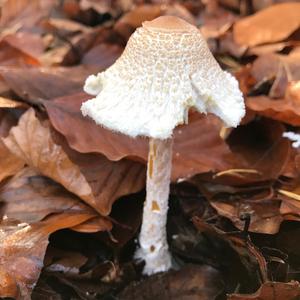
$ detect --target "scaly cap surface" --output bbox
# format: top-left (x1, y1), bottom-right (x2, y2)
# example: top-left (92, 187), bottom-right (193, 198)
top-left (82, 16), bottom-right (245, 139)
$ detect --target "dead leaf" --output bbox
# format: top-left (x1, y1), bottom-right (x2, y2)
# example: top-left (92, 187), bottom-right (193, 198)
top-left (250, 52), bottom-right (300, 99)
top-left (0, 66), bottom-right (96, 105)
top-left (81, 43), bottom-right (123, 68)
top-left (225, 118), bottom-right (291, 182)
top-left (247, 81), bottom-right (300, 126)
top-left (1, 32), bottom-right (44, 61)
top-left (3, 108), bottom-right (145, 215)
top-left (71, 216), bottom-right (112, 233)
top-left (200, 6), bottom-right (237, 39)
top-left (0, 212), bottom-right (93, 300)
top-left (191, 216), bottom-right (268, 285)
top-left (196, 181), bottom-right (283, 234)
top-left (0, 0), bottom-right (56, 33)
top-left (79, 0), bottom-right (115, 14)
top-left (251, 53), bottom-right (300, 86)
top-left (228, 281), bottom-right (300, 299)
top-left (42, 17), bottom-right (91, 37)
top-left (1, 168), bottom-right (110, 227)
top-left (0, 42), bottom-right (40, 66)
top-left (233, 3), bottom-right (300, 47)
top-left (0, 109), bottom-right (24, 183)
top-left (114, 4), bottom-right (163, 38)
top-left (44, 92), bottom-right (146, 159)
top-left (219, 32), bottom-right (248, 58)
top-left (0, 96), bottom-right (27, 109)
top-left (119, 264), bottom-right (224, 300)
top-left (44, 93), bottom-right (234, 181)
top-left (247, 41), bottom-right (298, 56)
top-left (0, 140), bottom-right (24, 183)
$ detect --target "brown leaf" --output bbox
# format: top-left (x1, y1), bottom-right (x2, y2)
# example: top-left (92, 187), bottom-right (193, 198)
top-left (0, 96), bottom-right (28, 109)
top-left (191, 216), bottom-right (268, 284)
top-left (0, 42), bottom-right (40, 67)
top-left (119, 264), bottom-right (224, 300)
top-left (0, 109), bottom-right (24, 183)
top-left (42, 17), bottom-right (91, 37)
top-left (81, 43), bottom-right (123, 68)
top-left (1, 167), bottom-right (107, 225)
top-left (219, 32), bottom-right (247, 58)
top-left (1, 32), bottom-right (44, 61)
top-left (0, 0), bottom-right (56, 31)
top-left (225, 118), bottom-right (291, 182)
top-left (114, 4), bottom-right (163, 38)
top-left (3, 108), bottom-right (145, 215)
top-left (60, 26), bottom-right (123, 66)
top-left (247, 41), bottom-right (296, 56)
top-left (200, 6), bottom-right (237, 39)
top-left (0, 212), bottom-right (93, 300)
top-left (44, 92), bottom-right (146, 160)
top-left (190, 119), bottom-right (292, 234)
top-left (250, 52), bottom-right (300, 98)
top-left (79, 0), bottom-right (119, 15)
top-left (247, 80), bottom-right (300, 126)
top-left (251, 53), bottom-right (300, 85)
top-left (195, 181), bottom-right (284, 234)
top-left (0, 140), bottom-right (24, 183)
top-left (0, 66), bottom-right (95, 105)
top-left (233, 3), bottom-right (300, 47)
top-left (228, 281), bottom-right (300, 300)
top-left (71, 216), bottom-right (112, 233)
top-left (44, 92), bottom-right (234, 181)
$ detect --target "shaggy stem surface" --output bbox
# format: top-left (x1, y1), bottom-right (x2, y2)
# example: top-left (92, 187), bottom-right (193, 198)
top-left (135, 137), bottom-right (173, 275)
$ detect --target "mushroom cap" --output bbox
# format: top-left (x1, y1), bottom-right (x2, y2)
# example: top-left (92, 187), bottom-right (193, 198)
top-left (82, 16), bottom-right (245, 139)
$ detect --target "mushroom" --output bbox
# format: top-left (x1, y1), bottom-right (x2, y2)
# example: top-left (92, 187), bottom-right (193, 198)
top-left (81, 16), bottom-right (245, 275)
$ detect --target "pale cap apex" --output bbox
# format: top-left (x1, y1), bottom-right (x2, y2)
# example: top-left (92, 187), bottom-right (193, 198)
top-left (142, 15), bottom-right (197, 33)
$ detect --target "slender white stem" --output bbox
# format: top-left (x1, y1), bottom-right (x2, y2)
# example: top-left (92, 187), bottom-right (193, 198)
top-left (135, 137), bottom-right (173, 275)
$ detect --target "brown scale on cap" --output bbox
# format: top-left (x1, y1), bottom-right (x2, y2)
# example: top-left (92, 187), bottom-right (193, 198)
top-left (142, 16), bottom-right (197, 33)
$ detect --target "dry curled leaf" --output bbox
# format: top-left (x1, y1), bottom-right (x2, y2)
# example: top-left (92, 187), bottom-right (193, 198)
top-left (3, 108), bottom-right (145, 215)
top-left (0, 212), bottom-right (93, 300)
top-left (233, 3), bottom-right (300, 47)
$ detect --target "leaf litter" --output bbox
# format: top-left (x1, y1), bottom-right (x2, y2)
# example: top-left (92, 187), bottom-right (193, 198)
top-left (0, 0), bottom-right (300, 299)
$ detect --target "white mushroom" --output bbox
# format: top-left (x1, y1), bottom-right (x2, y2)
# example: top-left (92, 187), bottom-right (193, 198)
top-left (81, 16), bottom-right (245, 275)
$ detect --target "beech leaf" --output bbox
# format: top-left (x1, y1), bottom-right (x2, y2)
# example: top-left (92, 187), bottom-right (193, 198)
top-left (0, 212), bottom-right (93, 300)
top-left (3, 108), bottom-right (145, 215)
top-left (233, 3), bottom-right (300, 47)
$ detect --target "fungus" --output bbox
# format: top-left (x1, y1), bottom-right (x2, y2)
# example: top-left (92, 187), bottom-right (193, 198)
top-left (81, 16), bottom-right (245, 275)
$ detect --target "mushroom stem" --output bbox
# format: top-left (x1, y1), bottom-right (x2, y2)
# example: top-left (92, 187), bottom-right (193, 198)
top-left (135, 137), bottom-right (173, 275)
